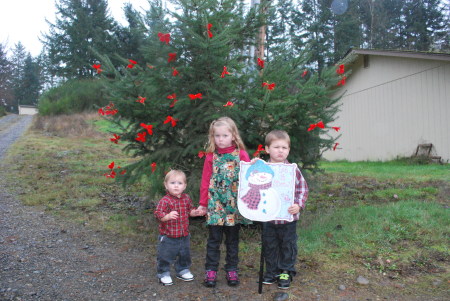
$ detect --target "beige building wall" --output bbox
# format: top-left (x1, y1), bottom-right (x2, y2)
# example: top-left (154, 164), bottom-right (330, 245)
top-left (18, 106), bottom-right (38, 115)
top-left (323, 55), bottom-right (450, 163)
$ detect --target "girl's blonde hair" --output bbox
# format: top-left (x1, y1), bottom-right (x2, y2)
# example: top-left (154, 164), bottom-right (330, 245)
top-left (206, 117), bottom-right (246, 153)
top-left (164, 170), bottom-right (187, 184)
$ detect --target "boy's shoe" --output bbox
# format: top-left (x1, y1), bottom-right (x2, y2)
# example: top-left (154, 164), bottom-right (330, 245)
top-left (226, 270), bottom-right (239, 287)
top-left (204, 270), bottom-right (217, 288)
top-left (176, 271), bottom-right (194, 281)
top-left (277, 271), bottom-right (291, 289)
top-left (159, 275), bottom-right (173, 286)
top-left (262, 275), bottom-right (277, 285)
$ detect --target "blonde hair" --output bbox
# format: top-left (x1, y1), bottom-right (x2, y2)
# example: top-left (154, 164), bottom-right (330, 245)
top-left (265, 130), bottom-right (291, 147)
top-left (206, 117), bottom-right (246, 153)
top-left (164, 170), bottom-right (187, 184)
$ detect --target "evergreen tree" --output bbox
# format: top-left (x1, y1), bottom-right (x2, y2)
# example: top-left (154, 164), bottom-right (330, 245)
top-left (43, 0), bottom-right (120, 79)
top-left (15, 54), bottom-right (42, 106)
top-left (98, 0), bottom-right (343, 198)
top-left (0, 43), bottom-right (14, 111)
top-left (10, 42), bottom-right (28, 112)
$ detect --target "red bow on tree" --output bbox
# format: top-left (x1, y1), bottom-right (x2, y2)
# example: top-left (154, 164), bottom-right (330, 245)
top-left (172, 68), bottom-right (179, 76)
top-left (221, 66), bottom-right (230, 78)
top-left (140, 123), bottom-right (153, 135)
top-left (223, 101), bottom-right (234, 107)
top-left (253, 144), bottom-right (265, 157)
top-left (189, 93), bottom-right (203, 100)
top-left (301, 70), bottom-right (308, 77)
top-left (331, 126), bottom-right (340, 132)
top-left (135, 131), bottom-right (147, 142)
top-left (136, 96), bottom-right (146, 104)
top-left (168, 53), bottom-right (177, 63)
top-left (157, 32), bottom-right (171, 44)
top-left (333, 143), bottom-right (339, 151)
top-left (151, 162), bottom-right (157, 173)
top-left (167, 93), bottom-right (178, 107)
top-left (104, 170), bottom-right (116, 178)
top-left (108, 161), bottom-right (115, 169)
top-left (336, 64), bottom-right (345, 75)
top-left (198, 151), bottom-right (207, 158)
top-left (98, 103), bottom-right (118, 116)
top-left (147, 64), bottom-right (155, 69)
top-left (262, 82), bottom-right (276, 90)
top-left (163, 116), bottom-right (178, 127)
top-left (110, 134), bottom-right (120, 144)
top-left (92, 64), bottom-right (102, 74)
top-left (257, 58), bottom-right (264, 69)
top-left (127, 59), bottom-right (137, 69)
top-left (307, 121), bottom-right (325, 131)
top-left (337, 76), bottom-right (347, 86)
top-left (207, 23), bottom-right (213, 38)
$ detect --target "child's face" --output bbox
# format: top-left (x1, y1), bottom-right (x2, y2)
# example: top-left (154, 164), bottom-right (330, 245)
top-left (265, 139), bottom-right (290, 163)
top-left (213, 125), bottom-right (234, 149)
top-left (164, 175), bottom-right (187, 198)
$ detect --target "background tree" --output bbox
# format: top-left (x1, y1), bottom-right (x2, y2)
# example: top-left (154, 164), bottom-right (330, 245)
top-left (14, 54), bottom-right (42, 106)
top-left (0, 43), bottom-right (14, 112)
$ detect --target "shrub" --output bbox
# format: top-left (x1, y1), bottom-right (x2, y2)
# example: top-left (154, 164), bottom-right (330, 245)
top-left (0, 106), bottom-right (6, 117)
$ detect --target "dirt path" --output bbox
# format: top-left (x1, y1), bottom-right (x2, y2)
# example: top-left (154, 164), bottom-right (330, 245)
top-left (0, 115), bottom-right (447, 301)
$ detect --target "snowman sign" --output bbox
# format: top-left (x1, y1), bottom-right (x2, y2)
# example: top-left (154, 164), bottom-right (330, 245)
top-left (237, 160), bottom-right (297, 222)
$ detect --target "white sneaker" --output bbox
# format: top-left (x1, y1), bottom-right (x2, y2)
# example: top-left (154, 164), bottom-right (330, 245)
top-left (176, 271), bottom-right (194, 281)
top-left (159, 275), bottom-right (173, 286)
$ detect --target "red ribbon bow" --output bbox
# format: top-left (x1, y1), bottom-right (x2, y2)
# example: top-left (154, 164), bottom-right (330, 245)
top-left (151, 162), bottom-right (157, 173)
top-left (140, 123), bottom-right (153, 135)
top-left (262, 82), bottom-right (276, 90)
top-left (333, 143), bottom-right (339, 151)
top-left (207, 23), bottom-right (213, 38)
top-left (136, 96), bottom-right (146, 104)
top-left (167, 93), bottom-right (178, 107)
top-left (163, 115), bottom-right (178, 127)
top-left (110, 134), bottom-right (120, 144)
top-left (221, 66), bottom-right (230, 78)
top-left (92, 64), bottom-right (102, 74)
top-left (301, 70), bottom-right (308, 77)
top-left (307, 121), bottom-right (325, 131)
top-left (98, 103), bottom-right (118, 116)
top-left (253, 144), bottom-right (265, 157)
top-left (337, 76), bottom-right (347, 86)
top-left (331, 126), bottom-right (340, 132)
top-left (336, 64), bottom-right (345, 75)
top-left (223, 101), bottom-right (234, 107)
top-left (157, 32), bottom-right (171, 44)
top-left (257, 58), bottom-right (264, 69)
top-left (168, 53), bottom-right (177, 63)
top-left (135, 131), bottom-right (147, 142)
top-left (172, 68), bottom-right (179, 76)
top-left (188, 93), bottom-right (203, 100)
top-left (198, 151), bottom-right (207, 158)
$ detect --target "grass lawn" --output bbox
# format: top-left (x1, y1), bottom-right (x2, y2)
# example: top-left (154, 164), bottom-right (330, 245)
top-left (4, 113), bottom-right (449, 293)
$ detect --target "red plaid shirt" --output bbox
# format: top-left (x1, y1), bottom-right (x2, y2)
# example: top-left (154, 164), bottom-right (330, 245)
top-left (270, 160), bottom-right (308, 225)
top-left (154, 193), bottom-right (194, 238)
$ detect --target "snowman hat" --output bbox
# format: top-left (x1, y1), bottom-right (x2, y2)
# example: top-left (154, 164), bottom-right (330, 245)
top-left (245, 160), bottom-right (275, 179)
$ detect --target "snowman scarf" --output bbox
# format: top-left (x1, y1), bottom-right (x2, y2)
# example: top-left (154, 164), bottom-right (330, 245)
top-left (241, 182), bottom-right (272, 210)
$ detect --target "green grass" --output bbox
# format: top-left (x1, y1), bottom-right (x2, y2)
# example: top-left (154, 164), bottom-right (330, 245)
top-left (319, 160), bottom-right (450, 182)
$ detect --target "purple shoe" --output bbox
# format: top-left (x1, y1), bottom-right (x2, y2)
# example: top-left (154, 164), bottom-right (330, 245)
top-left (226, 270), bottom-right (239, 286)
top-left (204, 270), bottom-right (217, 287)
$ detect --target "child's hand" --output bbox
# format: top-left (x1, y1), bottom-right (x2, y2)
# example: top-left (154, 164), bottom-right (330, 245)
top-left (196, 206), bottom-right (207, 216)
top-left (287, 204), bottom-right (300, 215)
top-left (165, 211), bottom-right (179, 221)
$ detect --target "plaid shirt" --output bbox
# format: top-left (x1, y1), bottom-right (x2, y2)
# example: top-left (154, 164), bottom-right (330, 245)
top-left (154, 193), bottom-right (194, 238)
top-left (271, 160), bottom-right (308, 225)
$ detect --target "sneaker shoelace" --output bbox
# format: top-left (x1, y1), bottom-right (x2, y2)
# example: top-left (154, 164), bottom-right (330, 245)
top-left (206, 270), bottom-right (217, 281)
top-left (279, 273), bottom-right (290, 280)
top-left (227, 271), bottom-right (238, 281)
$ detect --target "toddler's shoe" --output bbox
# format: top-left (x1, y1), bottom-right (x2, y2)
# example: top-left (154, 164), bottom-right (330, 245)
top-left (204, 270), bottom-right (217, 288)
top-left (262, 275), bottom-right (277, 285)
top-left (159, 275), bottom-right (173, 286)
top-left (277, 271), bottom-right (291, 289)
top-left (226, 270), bottom-right (239, 287)
top-left (176, 271), bottom-right (194, 281)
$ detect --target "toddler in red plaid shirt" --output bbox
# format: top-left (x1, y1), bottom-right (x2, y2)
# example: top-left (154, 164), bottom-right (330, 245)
top-left (154, 170), bottom-right (202, 286)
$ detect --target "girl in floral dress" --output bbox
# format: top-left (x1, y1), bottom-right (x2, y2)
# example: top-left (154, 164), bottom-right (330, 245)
top-left (197, 117), bottom-right (251, 287)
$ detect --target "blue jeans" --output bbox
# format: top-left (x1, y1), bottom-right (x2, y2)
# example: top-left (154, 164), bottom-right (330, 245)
top-left (205, 225), bottom-right (240, 272)
top-left (262, 221), bottom-right (298, 278)
top-left (156, 234), bottom-right (191, 278)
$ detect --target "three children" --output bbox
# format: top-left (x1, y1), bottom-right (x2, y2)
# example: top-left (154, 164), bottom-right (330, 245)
top-left (154, 119), bottom-right (308, 290)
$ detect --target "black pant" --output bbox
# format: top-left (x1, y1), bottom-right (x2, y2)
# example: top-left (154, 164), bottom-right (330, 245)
top-left (205, 225), bottom-right (240, 272)
top-left (262, 221), bottom-right (298, 278)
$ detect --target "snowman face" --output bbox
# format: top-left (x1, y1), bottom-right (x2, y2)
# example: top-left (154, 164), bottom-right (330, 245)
top-left (248, 171), bottom-right (273, 185)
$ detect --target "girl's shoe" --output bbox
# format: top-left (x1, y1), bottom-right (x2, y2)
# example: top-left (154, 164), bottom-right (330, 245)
top-left (204, 270), bottom-right (217, 287)
top-left (176, 271), bottom-right (194, 281)
top-left (159, 275), bottom-right (173, 286)
top-left (226, 270), bottom-right (239, 286)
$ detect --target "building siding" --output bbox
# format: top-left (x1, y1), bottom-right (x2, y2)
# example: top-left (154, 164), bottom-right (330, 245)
top-left (324, 55), bottom-right (450, 163)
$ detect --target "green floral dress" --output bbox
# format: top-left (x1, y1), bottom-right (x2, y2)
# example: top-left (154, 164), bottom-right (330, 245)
top-left (206, 149), bottom-right (251, 226)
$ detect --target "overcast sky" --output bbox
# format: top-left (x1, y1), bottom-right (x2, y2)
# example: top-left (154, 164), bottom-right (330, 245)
top-left (0, 0), bottom-right (151, 57)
